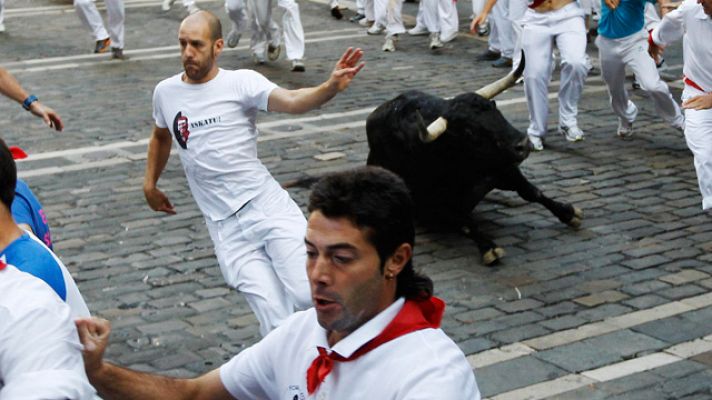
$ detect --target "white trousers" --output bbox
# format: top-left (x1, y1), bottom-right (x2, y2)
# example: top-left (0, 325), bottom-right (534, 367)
top-left (643, 2), bottom-right (660, 31)
top-left (681, 86), bottom-right (712, 210)
top-left (414, 0), bottom-right (458, 38)
top-left (489, 0), bottom-right (514, 56)
top-left (205, 180), bottom-right (311, 336)
top-left (509, 0), bottom-right (527, 69)
top-left (245, 0), bottom-right (305, 60)
top-left (374, 0), bottom-right (405, 36)
top-left (225, 0), bottom-right (247, 36)
top-left (597, 30), bottom-right (683, 127)
top-left (521, 3), bottom-right (588, 137)
top-left (74, 0), bottom-right (125, 49)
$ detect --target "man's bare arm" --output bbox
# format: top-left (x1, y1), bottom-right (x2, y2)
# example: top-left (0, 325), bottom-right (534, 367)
top-left (0, 67), bottom-right (64, 131)
top-left (268, 47), bottom-right (364, 114)
top-left (143, 126), bottom-right (176, 214)
top-left (76, 318), bottom-right (233, 400)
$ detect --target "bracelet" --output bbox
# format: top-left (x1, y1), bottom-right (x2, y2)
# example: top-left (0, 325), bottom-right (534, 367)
top-left (22, 95), bottom-right (38, 111)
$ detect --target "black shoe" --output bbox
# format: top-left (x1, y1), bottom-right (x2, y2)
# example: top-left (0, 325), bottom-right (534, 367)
top-left (477, 49), bottom-right (501, 61)
top-left (331, 6), bottom-right (343, 19)
top-left (349, 13), bottom-right (366, 22)
top-left (111, 48), bottom-right (129, 60)
top-left (492, 56), bottom-right (512, 68)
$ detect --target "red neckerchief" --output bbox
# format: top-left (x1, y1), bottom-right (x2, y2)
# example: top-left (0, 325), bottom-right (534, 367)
top-left (0, 260), bottom-right (6, 271)
top-left (9, 146), bottom-right (28, 160)
top-left (306, 296), bottom-right (445, 395)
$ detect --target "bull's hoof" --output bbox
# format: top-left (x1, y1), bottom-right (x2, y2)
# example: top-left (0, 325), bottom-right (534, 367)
top-left (482, 247), bottom-right (505, 266)
top-left (566, 207), bottom-right (584, 228)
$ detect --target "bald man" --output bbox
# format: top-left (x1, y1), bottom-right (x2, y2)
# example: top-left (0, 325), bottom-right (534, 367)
top-left (144, 11), bottom-right (364, 336)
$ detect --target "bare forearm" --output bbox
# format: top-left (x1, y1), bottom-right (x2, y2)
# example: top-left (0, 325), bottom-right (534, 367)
top-left (144, 133), bottom-right (171, 190)
top-left (0, 68), bottom-right (30, 104)
top-left (91, 362), bottom-right (198, 400)
top-left (271, 81), bottom-right (339, 114)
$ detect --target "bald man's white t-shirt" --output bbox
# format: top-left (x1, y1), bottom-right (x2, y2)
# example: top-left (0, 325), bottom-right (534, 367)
top-left (152, 68), bottom-right (278, 221)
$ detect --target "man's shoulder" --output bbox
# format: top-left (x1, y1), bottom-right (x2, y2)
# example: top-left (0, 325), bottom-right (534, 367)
top-left (154, 72), bottom-right (185, 93)
top-left (0, 265), bottom-right (65, 315)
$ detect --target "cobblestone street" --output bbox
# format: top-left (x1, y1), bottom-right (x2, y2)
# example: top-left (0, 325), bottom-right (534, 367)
top-left (2, 0), bottom-right (712, 398)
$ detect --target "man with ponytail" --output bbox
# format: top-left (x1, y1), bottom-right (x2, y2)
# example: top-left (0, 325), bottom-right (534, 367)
top-left (77, 166), bottom-right (480, 399)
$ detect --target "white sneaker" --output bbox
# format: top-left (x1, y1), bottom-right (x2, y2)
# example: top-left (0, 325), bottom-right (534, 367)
top-left (382, 36), bottom-right (396, 52)
top-left (367, 24), bottom-right (385, 35)
top-left (0, 23), bottom-right (5, 33)
top-left (226, 27), bottom-right (241, 48)
top-left (559, 125), bottom-right (584, 142)
top-left (617, 119), bottom-right (634, 139)
top-left (429, 32), bottom-right (443, 49)
top-left (267, 43), bottom-right (281, 61)
top-left (161, 0), bottom-right (176, 11)
top-left (529, 135), bottom-right (544, 151)
top-left (359, 18), bottom-right (373, 27)
top-left (291, 59), bottom-right (305, 72)
top-left (439, 30), bottom-right (458, 43)
top-left (408, 25), bottom-right (429, 36)
top-left (186, 3), bottom-right (200, 14)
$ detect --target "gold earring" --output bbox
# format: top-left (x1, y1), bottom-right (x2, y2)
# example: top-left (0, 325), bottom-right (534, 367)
top-left (386, 273), bottom-right (395, 280)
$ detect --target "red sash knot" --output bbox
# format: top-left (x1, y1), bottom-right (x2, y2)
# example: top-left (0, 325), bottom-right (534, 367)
top-left (0, 260), bottom-right (6, 270)
top-left (306, 296), bottom-right (445, 394)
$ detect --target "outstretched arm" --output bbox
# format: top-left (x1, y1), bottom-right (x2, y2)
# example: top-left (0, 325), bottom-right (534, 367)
top-left (76, 317), bottom-right (233, 400)
top-left (268, 47), bottom-right (365, 114)
top-left (0, 67), bottom-right (63, 131)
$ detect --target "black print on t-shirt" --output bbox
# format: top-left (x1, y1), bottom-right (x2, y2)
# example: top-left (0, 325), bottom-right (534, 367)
top-left (173, 111), bottom-right (190, 149)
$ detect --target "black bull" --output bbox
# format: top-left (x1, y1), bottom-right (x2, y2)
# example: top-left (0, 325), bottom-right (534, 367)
top-left (365, 57), bottom-right (583, 266)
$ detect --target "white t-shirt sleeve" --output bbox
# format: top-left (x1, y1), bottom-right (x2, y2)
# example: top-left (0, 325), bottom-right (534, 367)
top-left (219, 324), bottom-right (284, 399)
top-left (152, 82), bottom-right (168, 129)
top-left (395, 331), bottom-right (481, 400)
top-left (0, 302), bottom-right (95, 399)
top-left (233, 70), bottom-right (279, 112)
top-left (652, 0), bottom-right (689, 46)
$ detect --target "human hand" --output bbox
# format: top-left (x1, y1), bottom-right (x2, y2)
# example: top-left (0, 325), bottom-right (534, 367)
top-left (648, 41), bottom-right (664, 62)
top-left (683, 93), bottom-right (712, 110)
top-left (328, 47), bottom-right (365, 92)
top-left (605, 0), bottom-right (620, 9)
top-left (29, 101), bottom-right (64, 131)
top-left (144, 186), bottom-right (176, 214)
top-left (470, 14), bottom-right (487, 32)
top-left (75, 317), bottom-right (111, 378)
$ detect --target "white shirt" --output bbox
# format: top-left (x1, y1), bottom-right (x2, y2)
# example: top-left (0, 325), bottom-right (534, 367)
top-left (652, 0), bottom-right (712, 92)
top-left (0, 264), bottom-right (95, 400)
top-left (220, 298), bottom-right (481, 400)
top-left (152, 68), bottom-right (279, 221)
top-left (0, 231), bottom-right (90, 318)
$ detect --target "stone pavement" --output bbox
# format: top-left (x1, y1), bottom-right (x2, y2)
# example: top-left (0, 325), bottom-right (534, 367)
top-left (1, 0), bottom-right (711, 398)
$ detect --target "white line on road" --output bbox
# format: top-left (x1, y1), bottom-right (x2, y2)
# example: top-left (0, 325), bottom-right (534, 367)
top-left (0, 28), bottom-right (360, 69)
top-left (486, 334), bottom-right (712, 400)
top-left (6, 33), bottom-right (366, 74)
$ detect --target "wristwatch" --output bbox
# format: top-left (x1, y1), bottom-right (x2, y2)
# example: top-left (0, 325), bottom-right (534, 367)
top-left (22, 95), bottom-right (38, 111)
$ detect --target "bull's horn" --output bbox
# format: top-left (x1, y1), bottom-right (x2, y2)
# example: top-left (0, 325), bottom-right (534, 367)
top-left (475, 50), bottom-right (525, 100)
top-left (425, 117), bottom-right (448, 142)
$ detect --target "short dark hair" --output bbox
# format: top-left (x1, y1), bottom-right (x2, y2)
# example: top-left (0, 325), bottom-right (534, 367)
top-left (308, 166), bottom-right (433, 300)
top-left (0, 138), bottom-right (17, 210)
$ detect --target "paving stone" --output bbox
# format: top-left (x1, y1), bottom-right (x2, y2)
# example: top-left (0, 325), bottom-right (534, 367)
top-left (659, 269), bottom-right (711, 285)
top-left (475, 356), bottom-right (569, 397)
top-left (536, 330), bottom-right (668, 373)
top-left (574, 290), bottom-right (630, 307)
